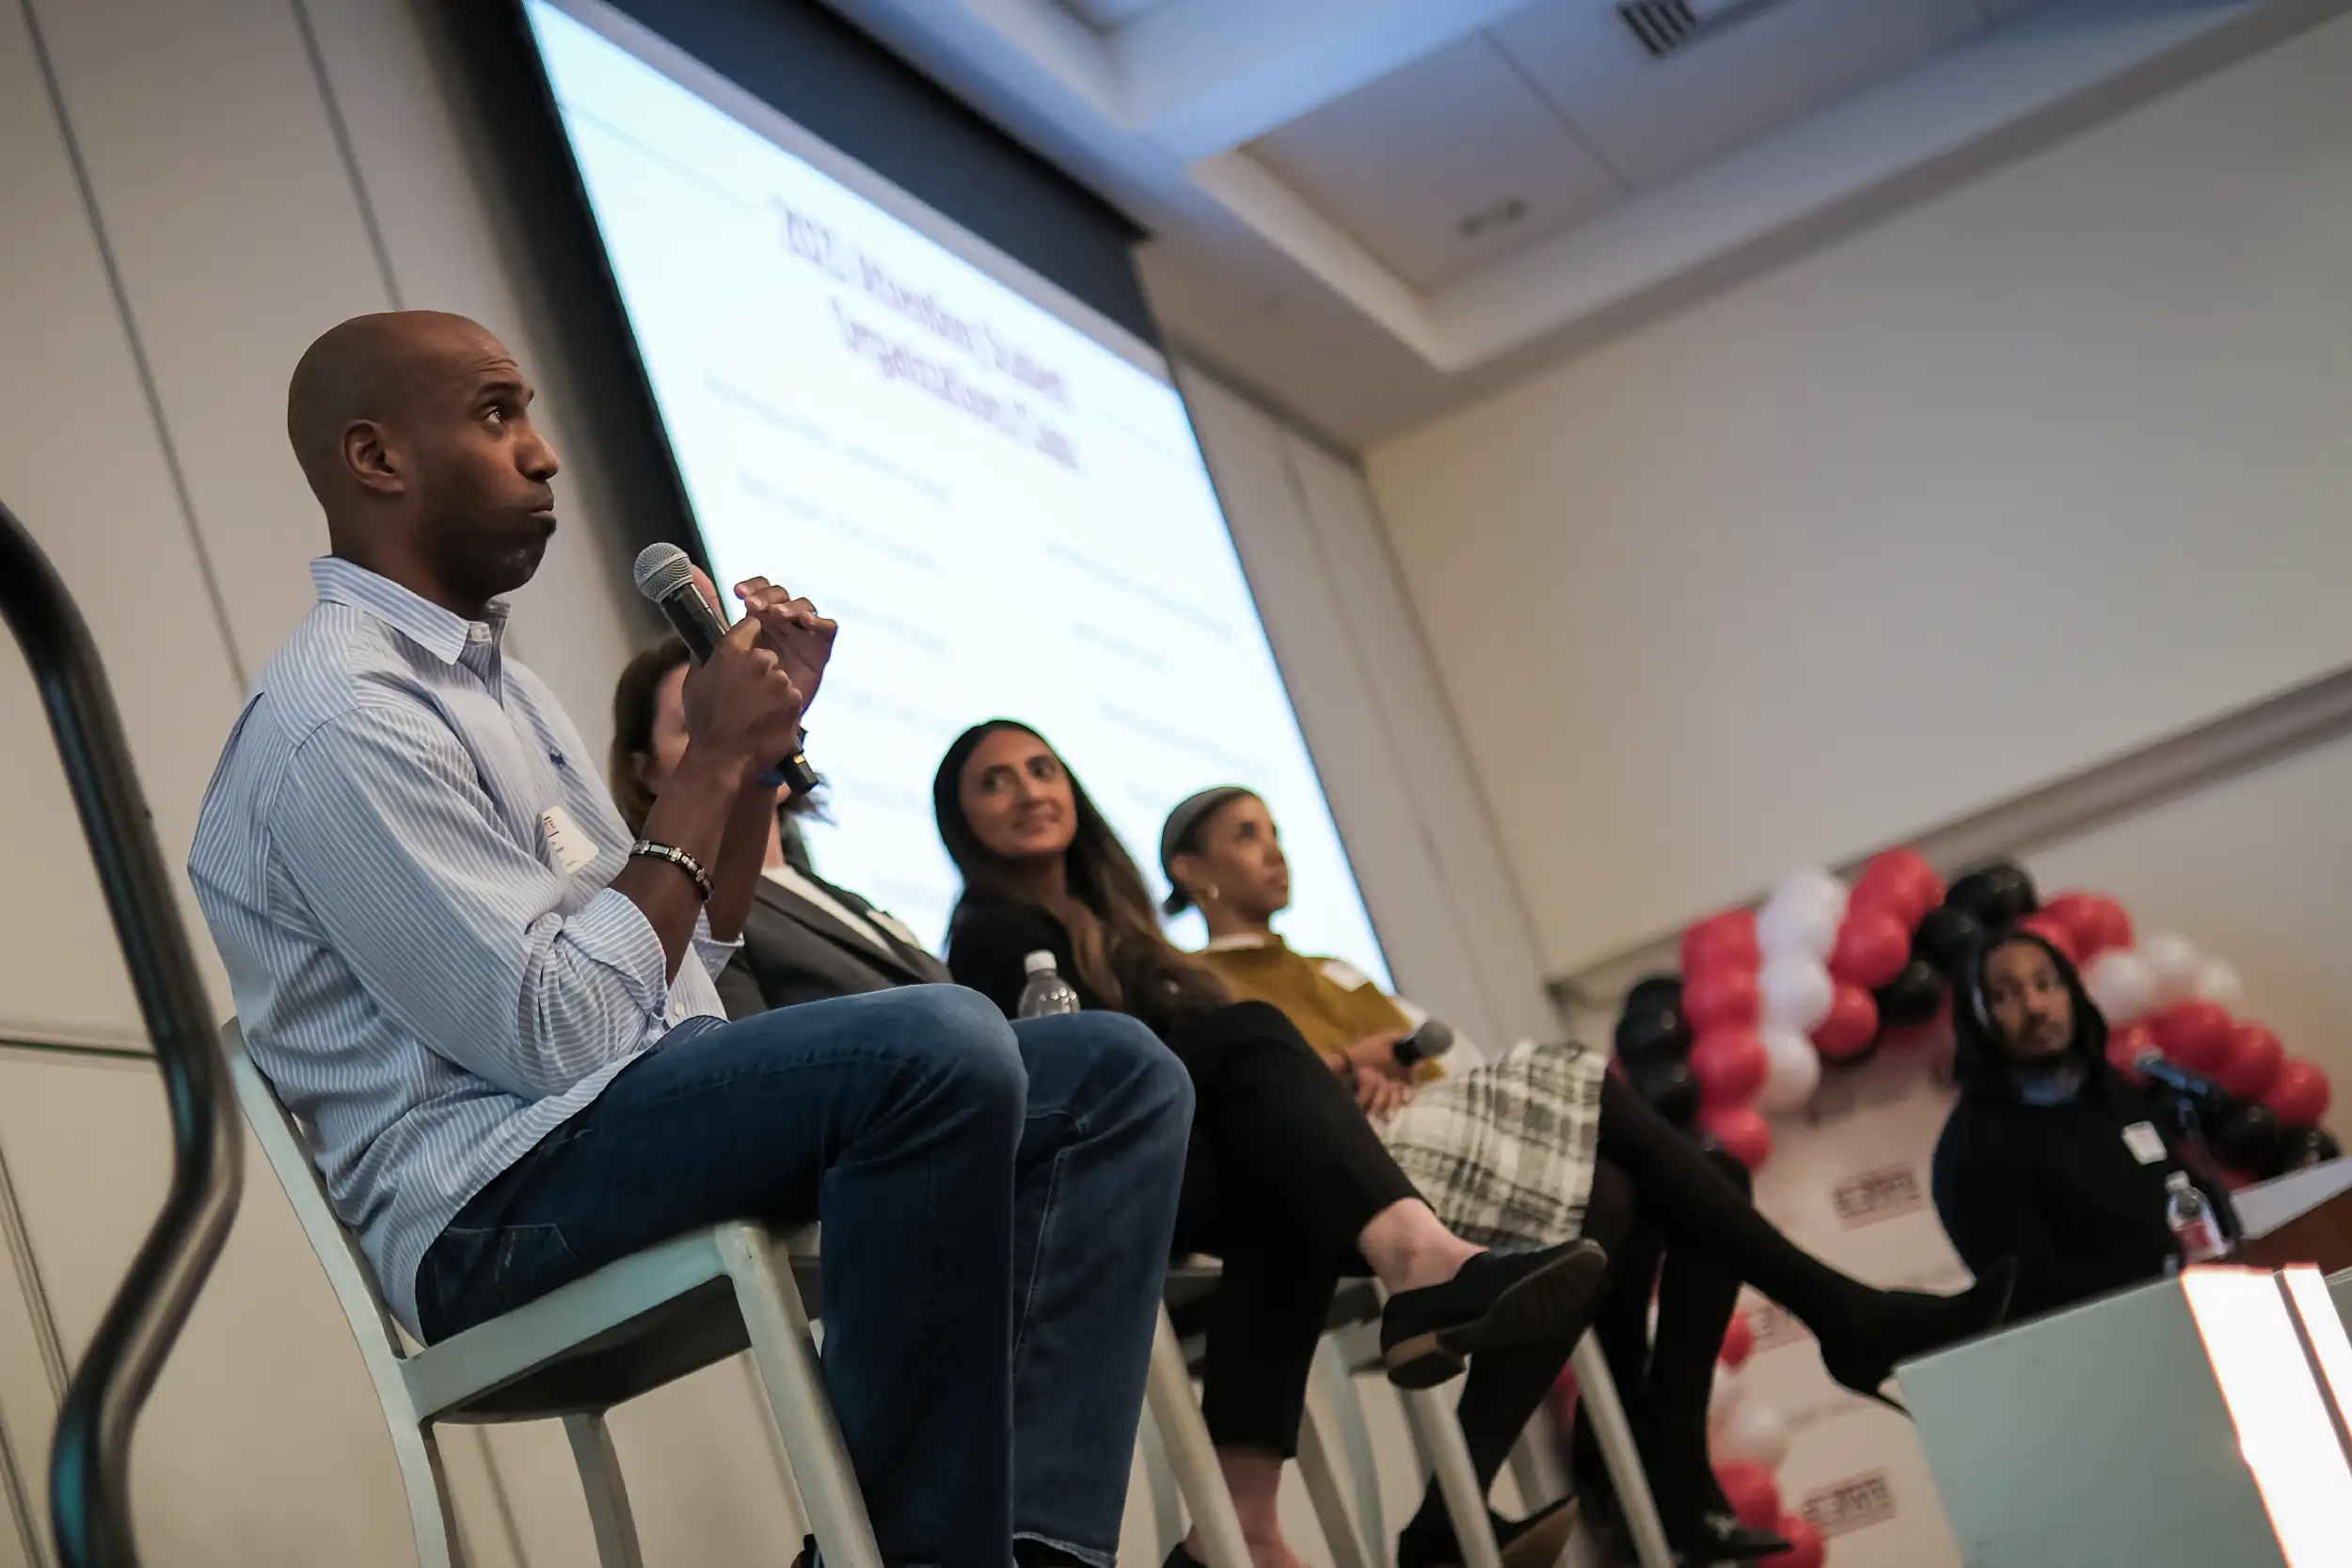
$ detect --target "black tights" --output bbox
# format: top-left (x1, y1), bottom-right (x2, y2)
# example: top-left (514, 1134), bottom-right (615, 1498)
top-left (1404, 1076), bottom-right (1885, 1544)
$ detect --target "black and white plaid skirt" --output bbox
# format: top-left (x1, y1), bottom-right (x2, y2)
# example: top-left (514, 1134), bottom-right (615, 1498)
top-left (1378, 1040), bottom-right (1606, 1249)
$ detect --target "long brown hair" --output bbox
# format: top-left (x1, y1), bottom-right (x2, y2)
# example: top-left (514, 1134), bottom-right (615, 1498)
top-left (608, 637), bottom-right (691, 836)
top-left (933, 720), bottom-right (1227, 1024)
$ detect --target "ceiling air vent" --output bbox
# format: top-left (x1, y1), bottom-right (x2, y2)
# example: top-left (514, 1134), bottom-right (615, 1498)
top-left (1617, 0), bottom-right (1781, 59)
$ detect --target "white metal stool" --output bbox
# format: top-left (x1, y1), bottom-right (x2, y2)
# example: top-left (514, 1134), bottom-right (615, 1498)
top-left (225, 1022), bottom-right (877, 1568)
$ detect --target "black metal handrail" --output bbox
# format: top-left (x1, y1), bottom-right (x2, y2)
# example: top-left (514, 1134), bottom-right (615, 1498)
top-left (0, 500), bottom-right (242, 1568)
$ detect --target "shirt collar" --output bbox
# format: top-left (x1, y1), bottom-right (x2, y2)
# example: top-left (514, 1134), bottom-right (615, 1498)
top-left (1202, 931), bottom-right (1279, 953)
top-left (311, 556), bottom-right (510, 667)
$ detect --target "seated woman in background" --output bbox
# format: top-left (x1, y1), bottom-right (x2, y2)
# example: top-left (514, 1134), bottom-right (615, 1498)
top-left (1163, 787), bottom-right (2026, 1565)
top-left (609, 638), bottom-right (948, 1014)
top-left (936, 721), bottom-right (1611, 1568)
top-left (1933, 929), bottom-right (2240, 1322)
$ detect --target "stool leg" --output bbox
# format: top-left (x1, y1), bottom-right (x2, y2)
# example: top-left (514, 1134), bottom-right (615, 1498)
top-left (1144, 1306), bottom-right (1250, 1568)
top-left (1297, 1394), bottom-right (1376, 1568)
top-left (1399, 1386), bottom-right (1504, 1568)
top-left (1569, 1339), bottom-right (1673, 1568)
top-left (564, 1413), bottom-right (647, 1568)
top-left (386, 1419), bottom-right (460, 1568)
top-left (1311, 1336), bottom-right (1386, 1550)
top-left (1134, 1392), bottom-right (1190, 1555)
top-left (723, 1225), bottom-right (884, 1568)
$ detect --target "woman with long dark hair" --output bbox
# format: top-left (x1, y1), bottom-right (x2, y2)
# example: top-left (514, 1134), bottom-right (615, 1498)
top-left (1162, 785), bottom-right (2023, 1565)
top-left (934, 721), bottom-right (1608, 1568)
top-left (1934, 928), bottom-right (2240, 1321)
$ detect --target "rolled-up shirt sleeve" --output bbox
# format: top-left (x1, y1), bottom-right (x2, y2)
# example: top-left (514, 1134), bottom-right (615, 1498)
top-left (692, 907), bottom-right (742, 979)
top-left (271, 698), bottom-right (668, 1100)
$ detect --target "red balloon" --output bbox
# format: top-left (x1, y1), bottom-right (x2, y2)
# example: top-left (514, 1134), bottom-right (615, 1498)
top-left (2106, 1020), bottom-right (2157, 1081)
top-left (1829, 909), bottom-right (1910, 990)
top-left (2014, 913), bottom-right (2081, 965)
top-left (1691, 1027), bottom-right (1770, 1108)
top-left (2222, 1167), bottom-right (2260, 1193)
top-left (1720, 1309), bottom-right (1756, 1370)
top-left (2265, 1056), bottom-right (2332, 1126)
top-left (1684, 964), bottom-right (1762, 1033)
top-left (1713, 1462), bottom-right (1781, 1534)
top-left (1701, 1104), bottom-right (1772, 1171)
top-left (1811, 984), bottom-right (1880, 1061)
top-left (1683, 910), bottom-right (1761, 974)
top-left (1766, 1513), bottom-right (1826, 1568)
top-left (2215, 1022), bottom-right (2286, 1102)
top-left (2152, 999), bottom-right (2233, 1075)
top-left (2088, 897), bottom-right (2135, 957)
top-left (2040, 893), bottom-right (2102, 948)
top-left (1858, 847), bottom-right (1943, 927)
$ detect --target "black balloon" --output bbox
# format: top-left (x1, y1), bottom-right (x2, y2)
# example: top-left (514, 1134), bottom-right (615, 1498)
top-left (1874, 957), bottom-right (1945, 1027)
top-left (2208, 1102), bottom-right (2285, 1176)
top-left (1628, 1056), bottom-right (1700, 1130)
top-left (2276, 1125), bottom-right (2343, 1172)
top-left (1914, 905), bottom-right (1986, 974)
top-left (1626, 974), bottom-right (1685, 1009)
top-left (1614, 1000), bottom-right (1693, 1061)
top-left (1944, 861), bottom-right (2040, 929)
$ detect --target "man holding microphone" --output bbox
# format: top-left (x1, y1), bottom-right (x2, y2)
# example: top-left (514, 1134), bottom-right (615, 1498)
top-left (188, 311), bottom-right (1193, 1568)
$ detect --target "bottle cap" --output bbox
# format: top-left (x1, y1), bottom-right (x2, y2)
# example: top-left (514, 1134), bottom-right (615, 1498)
top-left (1024, 950), bottom-right (1058, 975)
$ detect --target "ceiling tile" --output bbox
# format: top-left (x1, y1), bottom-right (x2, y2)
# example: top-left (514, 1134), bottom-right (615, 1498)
top-left (1052, 0), bottom-right (1177, 32)
top-left (1490, 0), bottom-right (1991, 190)
top-left (1243, 33), bottom-right (1624, 291)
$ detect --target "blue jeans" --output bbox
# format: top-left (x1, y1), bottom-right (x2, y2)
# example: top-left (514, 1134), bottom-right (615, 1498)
top-left (415, 986), bottom-right (1194, 1568)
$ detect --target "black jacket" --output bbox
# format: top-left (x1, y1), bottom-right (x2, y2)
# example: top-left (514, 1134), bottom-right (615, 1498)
top-left (714, 869), bottom-right (949, 1021)
top-left (1931, 929), bottom-right (2238, 1321)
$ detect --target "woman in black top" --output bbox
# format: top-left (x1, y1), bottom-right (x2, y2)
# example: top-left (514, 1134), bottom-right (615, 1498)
top-left (936, 722), bottom-right (1610, 1568)
top-left (1933, 929), bottom-right (2239, 1321)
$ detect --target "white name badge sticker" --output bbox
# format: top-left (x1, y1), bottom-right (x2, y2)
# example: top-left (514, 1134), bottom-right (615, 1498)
top-left (2122, 1121), bottom-right (2168, 1164)
top-left (1321, 960), bottom-right (1373, 992)
top-left (541, 805), bottom-right (596, 875)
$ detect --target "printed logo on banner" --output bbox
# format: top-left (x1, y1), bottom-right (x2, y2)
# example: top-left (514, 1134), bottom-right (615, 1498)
top-left (1830, 1164), bottom-right (1927, 1228)
top-left (1802, 1469), bottom-right (1899, 1537)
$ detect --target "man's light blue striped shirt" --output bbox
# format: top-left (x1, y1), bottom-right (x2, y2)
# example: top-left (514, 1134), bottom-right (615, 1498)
top-left (189, 558), bottom-right (735, 1333)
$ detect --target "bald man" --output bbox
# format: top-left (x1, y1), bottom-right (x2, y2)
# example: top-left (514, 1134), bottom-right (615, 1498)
top-left (189, 313), bottom-right (1194, 1568)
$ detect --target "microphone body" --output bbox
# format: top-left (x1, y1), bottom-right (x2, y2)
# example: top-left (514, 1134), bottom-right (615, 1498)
top-left (2133, 1052), bottom-right (2229, 1109)
top-left (633, 544), bottom-right (818, 797)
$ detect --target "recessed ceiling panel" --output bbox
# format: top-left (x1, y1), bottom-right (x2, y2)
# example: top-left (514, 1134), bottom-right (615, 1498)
top-left (1052, 0), bottom-right (1177, 32)
top-left (1244, 34), bottom-right (1624, 290)
top-left (1490, 0), bottom-right (1992, 190)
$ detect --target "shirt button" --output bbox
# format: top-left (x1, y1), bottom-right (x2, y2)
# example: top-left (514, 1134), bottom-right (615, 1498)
top-left (670, 1000), bottom-right (689, 1022)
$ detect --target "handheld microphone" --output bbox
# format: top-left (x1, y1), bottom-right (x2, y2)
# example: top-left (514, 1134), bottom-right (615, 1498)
top-left (1395, 1019), bottom-right (1455, 1069)
top-left (632, 543), bottom-right (818, 798)
top-left (2134, 1052), bottom-right (2228, 1107)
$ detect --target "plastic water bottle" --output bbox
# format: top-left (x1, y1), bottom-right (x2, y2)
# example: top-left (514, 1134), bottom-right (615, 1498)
top-left (2165, 1171), bottom-right (2228, 1269)
top-left (1016, 951), bottom-right (1081, 1019)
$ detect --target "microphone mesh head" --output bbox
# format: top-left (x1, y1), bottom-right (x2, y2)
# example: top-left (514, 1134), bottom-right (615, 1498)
top-left (632, 542), bottom-right (699, 603)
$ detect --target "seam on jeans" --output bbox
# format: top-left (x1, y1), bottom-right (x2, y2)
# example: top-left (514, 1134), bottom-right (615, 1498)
top-left (1009, 1132), bottom-right (1073, 1372)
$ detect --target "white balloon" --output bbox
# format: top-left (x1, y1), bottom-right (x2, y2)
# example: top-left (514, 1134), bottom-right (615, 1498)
top-left (2139, 931), bottom-right (2202, 1004)
top-left (1758, 871), bottom-right (1845, 959)
top-left (1756, 1027), bottom-right (1823, 1115)
top-left (2192, 959), bottom-right (2245, 1010)
top-left (1711, 1401), bottom-right (1792, 1469)
top-left (1758, 955), bottom-right (1836, 1033)
top-left (2082, 950), bottom-right (2158, 1023)
top-left (1708, 1362), bottom-right (1746, 1430)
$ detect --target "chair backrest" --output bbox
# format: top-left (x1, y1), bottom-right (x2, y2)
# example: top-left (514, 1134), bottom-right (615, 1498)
top-left (221, 1021), bottom-right (412, 1365)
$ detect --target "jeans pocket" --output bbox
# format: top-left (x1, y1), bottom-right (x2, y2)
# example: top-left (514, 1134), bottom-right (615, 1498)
top-left (425, 1223), bottom-right (581, 1338)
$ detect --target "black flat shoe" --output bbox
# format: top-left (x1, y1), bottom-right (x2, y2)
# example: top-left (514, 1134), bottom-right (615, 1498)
top-left (1380, 1240), bottom-right (1609, 1389)
top-left (1681, 1511), bottom-right (1791, 1563)
top-left (1395, 1497), bottom-right (1582, 1568)
top-left (1820, 1257), bottom-right (2018, 1415)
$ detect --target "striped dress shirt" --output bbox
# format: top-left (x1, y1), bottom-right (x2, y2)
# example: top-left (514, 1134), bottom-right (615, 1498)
top-left (188, 557), bottom-right (736, 1333)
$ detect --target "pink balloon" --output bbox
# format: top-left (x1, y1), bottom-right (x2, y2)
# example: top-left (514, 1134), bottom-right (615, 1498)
top-left (1720, 1309), bottom-right (1756, 1370)
top-left (1713, 1462), bottom-right (1781, 1533)
top-left (2265, 1056), bottom-right (2332, 1126)
top-left (2215, 1022), bottom-right (2285, 1102)
top-left (1685, 964), bottom-right (1762, 1033)
top-left (1810, 984), bottom-right (1880, 1061)
top-left (1828, 909), bottom-right (1910, 990)
top-left (1684, 910), bottom-right (1761, 974)
top-left (1768, 1513), bottom-right (1826, 1568)
top-left (1701, 1104), bottom-right (1772, 1171)
top-left (2152, 999), bottom-right (2233, 1075)
top-left (1691, 1028), bottom-right (1770, 1108)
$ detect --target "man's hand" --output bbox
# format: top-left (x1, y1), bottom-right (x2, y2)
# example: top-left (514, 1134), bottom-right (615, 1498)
top-left (734, 576), bottom-right (837, 714)
top-left (680, 617), bottom-right (804, 772)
